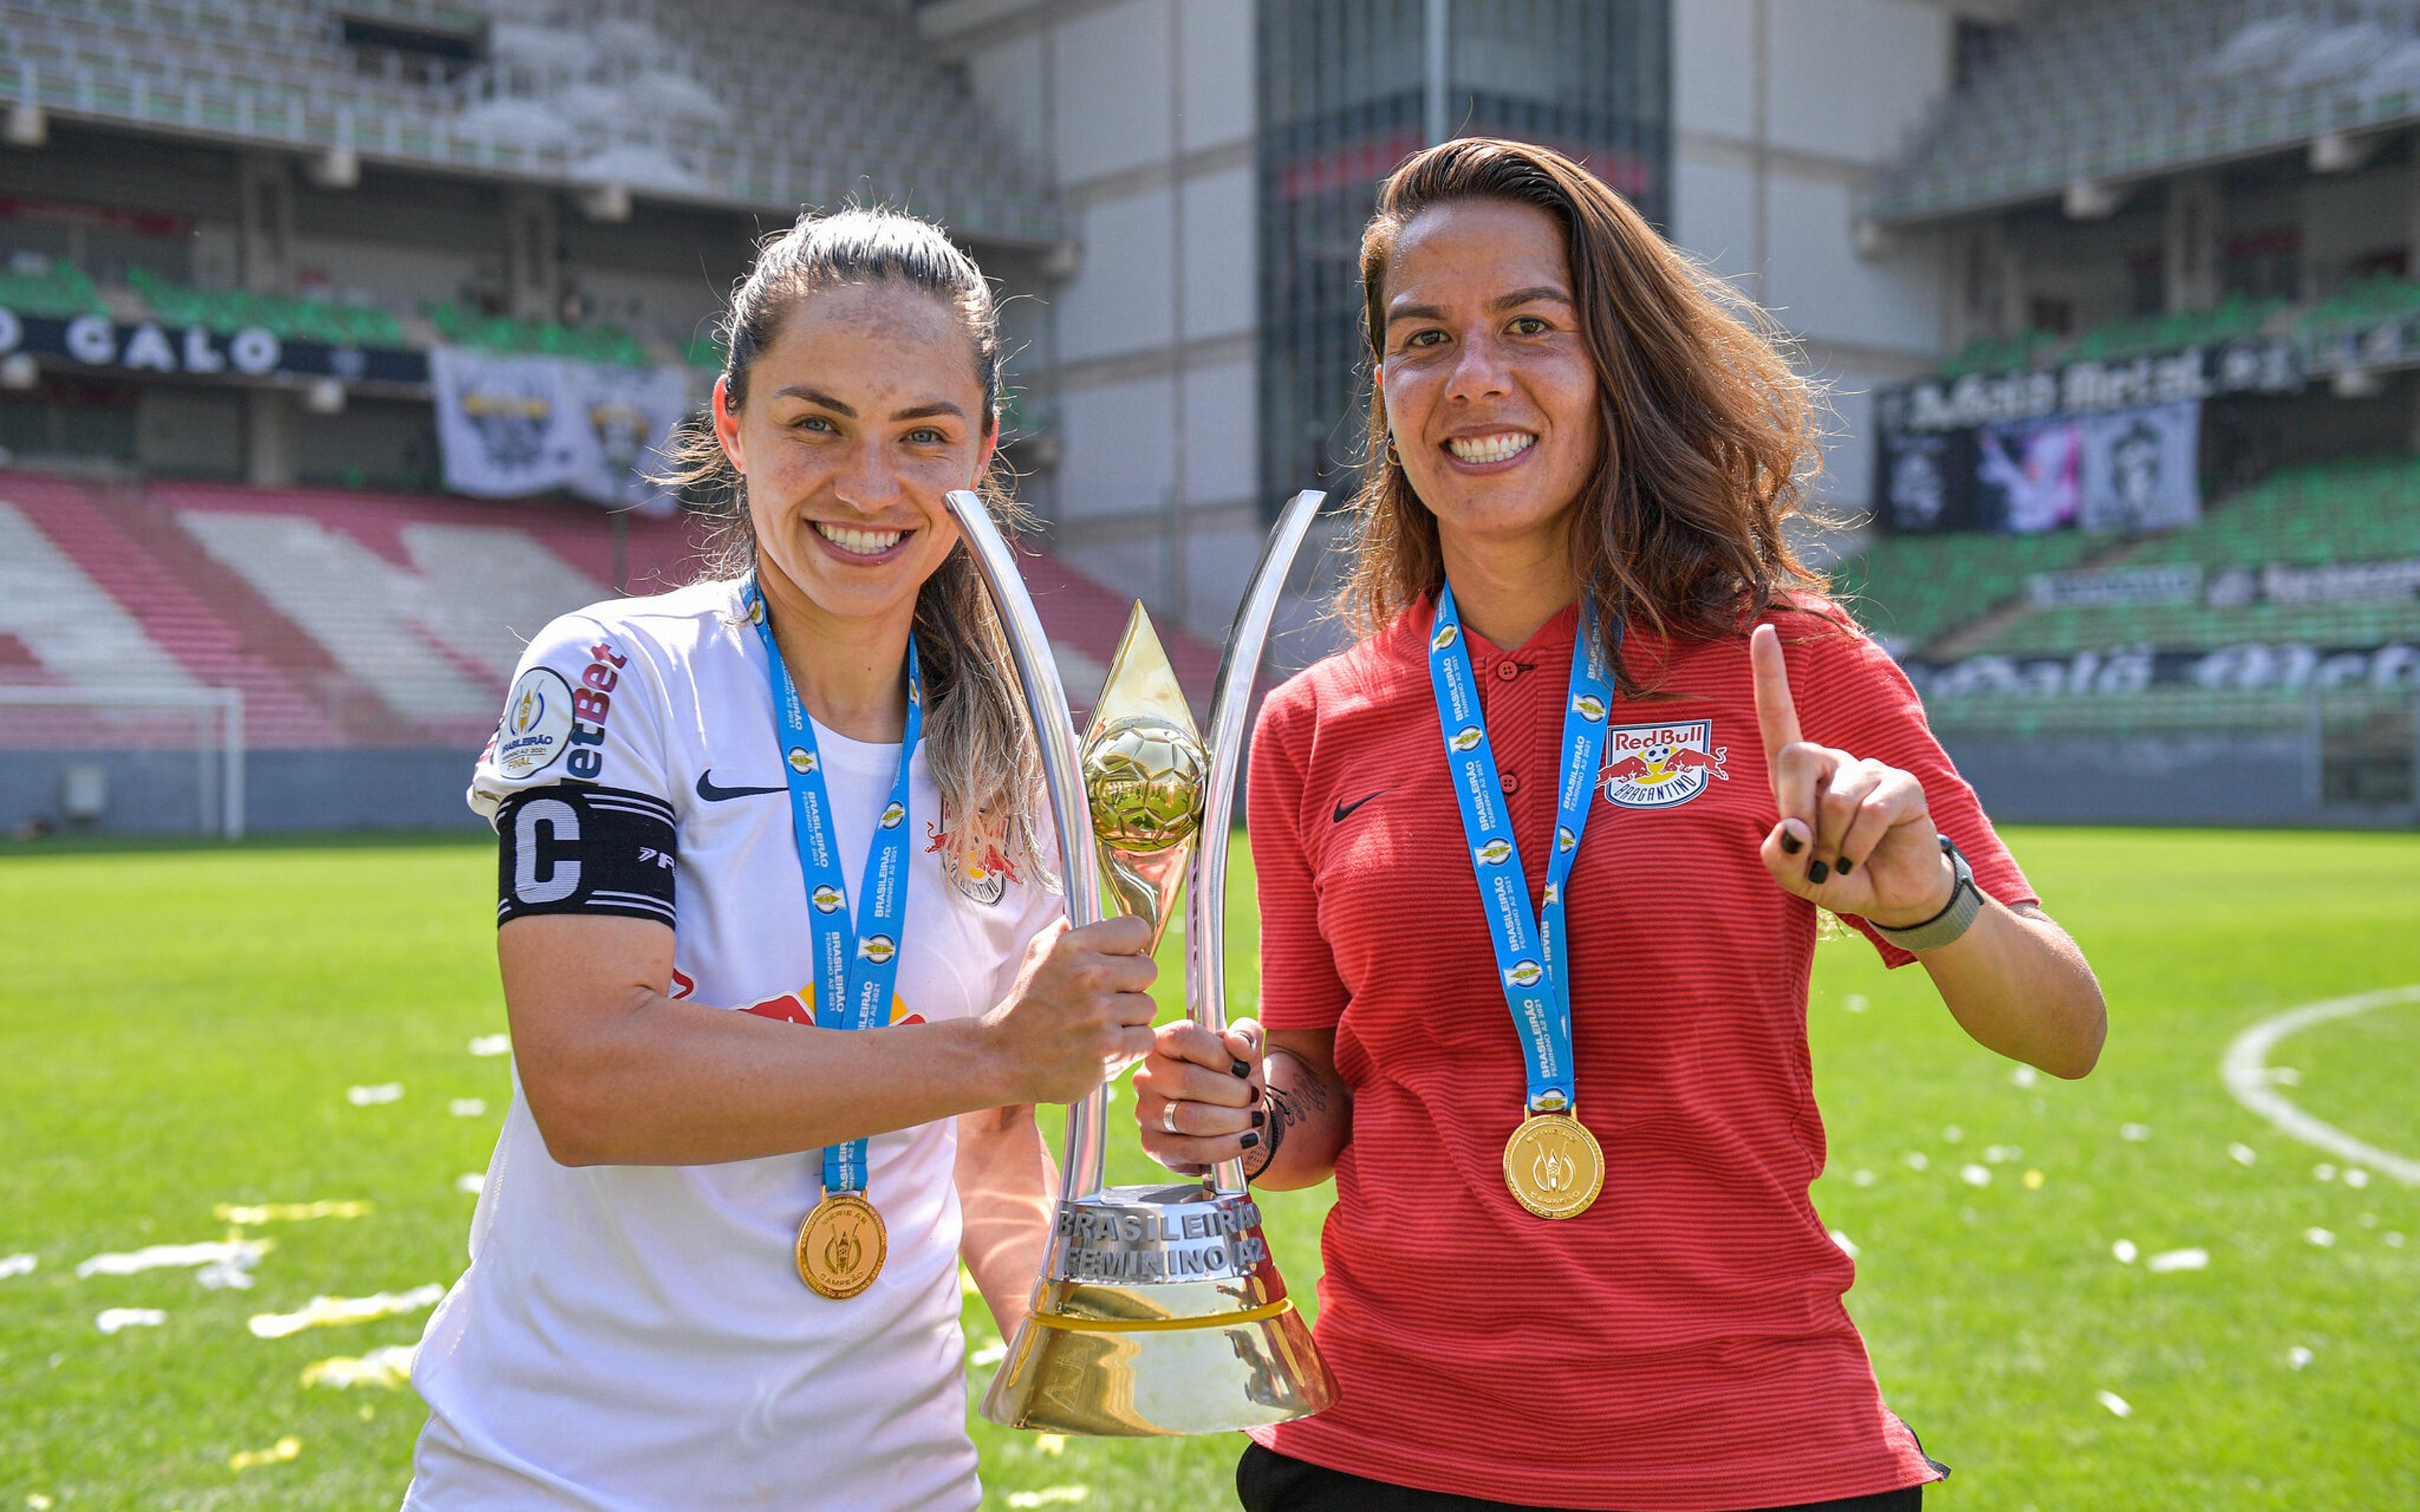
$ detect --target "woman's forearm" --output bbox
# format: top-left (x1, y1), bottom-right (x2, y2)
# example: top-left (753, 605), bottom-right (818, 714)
top-left (1918, 900), bottom-right (2107, 1079)
top-left (1243, 1046), bottom-right (1354, 1191)
top-left (955, 1104), bottom-right (1056, 1335)
top-left (516, 983), bottom-right (1013, 1167)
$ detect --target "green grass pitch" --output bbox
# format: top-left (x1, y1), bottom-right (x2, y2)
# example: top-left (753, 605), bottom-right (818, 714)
top-left (2, 828), bottom-right (2416, 1509)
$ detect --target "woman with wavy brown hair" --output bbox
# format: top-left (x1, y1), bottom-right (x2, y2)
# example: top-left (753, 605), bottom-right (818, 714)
top-left (1134, 139), bottom-right (2107, 1511)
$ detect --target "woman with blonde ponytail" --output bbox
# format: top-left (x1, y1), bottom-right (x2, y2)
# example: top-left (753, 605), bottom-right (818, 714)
top-left (403, 207), bottom-right (1160, 1512)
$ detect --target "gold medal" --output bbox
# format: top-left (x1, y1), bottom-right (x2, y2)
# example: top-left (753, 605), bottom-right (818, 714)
top-left (1502, 1113), bottom-right (1604, 1219)
top-left (796, 1192), bottom-right (887, 1298)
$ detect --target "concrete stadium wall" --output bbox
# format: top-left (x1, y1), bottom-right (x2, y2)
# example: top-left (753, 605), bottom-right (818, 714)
top-left (1945, 734), bottom-right (2417, 829)
top-left (0, 750), bottom-right (487, 836)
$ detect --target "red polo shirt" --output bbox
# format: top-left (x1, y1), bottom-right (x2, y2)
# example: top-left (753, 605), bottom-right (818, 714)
top-left (1246, 594), bottom-right (2032, 1511)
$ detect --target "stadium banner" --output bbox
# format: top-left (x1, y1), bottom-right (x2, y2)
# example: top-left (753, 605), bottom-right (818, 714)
top-left (1874, 425), bottom-right (1979, 532)
top-left (2079, 400), bottom-right (2201, 533)
top-left (1975, 415), bottom-right (2080, 532)
top-left (0, 306), bottom-right (429, 386)
top-left (1877, 339), bottom-right (2298, 437)
top-left (2025, 563), bottom-right (2204, 609)
top-left (430, 346), bottom-right (692, 507)
top-left (2025, 557), bottom-right (2420, 610)
top-left (1903, 641), bottom-right (2420, 699)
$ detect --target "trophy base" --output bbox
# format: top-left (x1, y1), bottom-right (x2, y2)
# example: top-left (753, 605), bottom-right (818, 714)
top-left (978, 1183), bottom-right (1338, 1436)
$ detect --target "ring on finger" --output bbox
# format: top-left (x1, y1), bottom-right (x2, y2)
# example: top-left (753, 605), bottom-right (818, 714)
top-left (1161, 1102), bottom-right (1180, 1136)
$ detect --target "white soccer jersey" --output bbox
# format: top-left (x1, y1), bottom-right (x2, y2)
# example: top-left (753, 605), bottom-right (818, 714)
top-left (406, 578), bottom-right (1060, 1512)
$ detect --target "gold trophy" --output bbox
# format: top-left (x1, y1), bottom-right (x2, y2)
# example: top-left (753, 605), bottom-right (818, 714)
top-left (942, 487), bottom-right (1337, 1437)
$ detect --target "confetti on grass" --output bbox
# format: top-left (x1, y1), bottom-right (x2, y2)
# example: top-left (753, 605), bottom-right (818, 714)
top-left (301, 1344), bottom-right (417, 1390)
top-left (347, 1084), bottom-right (403, 1106)
top-left (214, 1201), bottom-right (372, 1225)
top-left (2305, 1228), bottom-right (2337, 1247)
top-left (2112, 1240), bottom-right (2138, 1264)
top-left (2288, 1346), bottom-right (2314, 1370)
top-left (1903, 1152), bottom-right (1928, 1171)
top-left (2096, 1390), bottom-right (2132, 1418)
top-left (96, 1308), bottom-right (166, 1334)
top-left (2119, 1123), bottom-right (2150, 1142)
top-left (456, 1172), bottom-right (486, 1196)
top-left (78, 1239), bottom-right (272, 1280)
top-left (1960, 1164), bottom-right (1992, 1188)
top-left (1828, 1230), bottom-right (1860, 1258)
top-left (228, 1436), bottom-right (300, 1472)
top-left (248, 1285), bottom-right (444, 1339)
top-left (2022, 1169), bottom-right (2045, 1189)
top-left (1843, 994), bottom-right (1869, 1013)
top-left (1006, 1489), bottom-right (1088, 1509)
top-left (2146, 1248), bottom-right (2208, 1273)
top-left (2344, 1168), bottom-right (2370, 1189)
top-left (2008, 1065), bottom-right (2037, 1088)
top-left (0, 1254), bottom-right (35, 1280)
top-left (448, 1099), bottom-right (488, 1118)
top-left (1037, 1435), bottom-right (1066, 1457)
top-left (2228, 1143), bottom-right (2257, 1167)
top-left (469, 1034), bottom-right (511, 1057)
top-left (969, 1341), bottom-right (1007, 1367)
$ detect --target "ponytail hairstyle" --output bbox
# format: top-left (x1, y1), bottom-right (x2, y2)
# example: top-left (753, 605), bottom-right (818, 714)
top-left (660, 206), bottom-right (1046, 884)
top-left (1344, 138), bottom-right (1831, 693)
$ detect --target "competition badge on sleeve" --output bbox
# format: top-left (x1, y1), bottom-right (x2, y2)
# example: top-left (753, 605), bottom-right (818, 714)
top-left (746, 578), bottom-right (920, 1299)
top-left (1427, 585), bottom-right (1620, 1220)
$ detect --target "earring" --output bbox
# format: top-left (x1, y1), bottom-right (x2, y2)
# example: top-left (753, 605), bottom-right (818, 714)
top-left (1382, 430), bottom-right (1402, 469)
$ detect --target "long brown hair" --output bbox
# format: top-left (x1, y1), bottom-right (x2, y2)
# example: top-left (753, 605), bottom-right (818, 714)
top-left (660, 207), bottom-right (1044, 882)
top-left (1343, 137), bottom-right (1829, 691)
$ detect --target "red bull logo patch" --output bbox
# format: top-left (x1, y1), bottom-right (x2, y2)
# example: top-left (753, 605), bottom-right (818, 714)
top-left (1599, 720), bottom-right (1729, 810)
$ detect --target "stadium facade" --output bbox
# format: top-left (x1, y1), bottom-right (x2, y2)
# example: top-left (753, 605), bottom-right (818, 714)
top-left (2, 0), bottom-right (2414, 831)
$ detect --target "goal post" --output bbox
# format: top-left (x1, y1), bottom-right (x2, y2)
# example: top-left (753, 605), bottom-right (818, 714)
top-left (0, 685), bottom-right (246, 840)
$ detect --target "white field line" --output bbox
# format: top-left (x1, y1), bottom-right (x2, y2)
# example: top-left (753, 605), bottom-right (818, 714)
top-left (2220, 985), bottom-right (2420, 1188)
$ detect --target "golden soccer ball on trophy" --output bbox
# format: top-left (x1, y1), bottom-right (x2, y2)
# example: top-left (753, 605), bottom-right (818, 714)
top-left (1081, 714), bottom-right (1207, 852)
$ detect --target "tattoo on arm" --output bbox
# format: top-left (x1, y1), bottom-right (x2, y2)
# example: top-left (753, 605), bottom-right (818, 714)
top-left (1243, 1053), bottom-right (1332, 1181)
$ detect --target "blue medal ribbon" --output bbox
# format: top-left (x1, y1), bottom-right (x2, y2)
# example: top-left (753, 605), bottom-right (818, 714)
top-left (745, 578), bottom-right (921, 1196)
top-left (1427, 586), bottom-right (1618, 1116)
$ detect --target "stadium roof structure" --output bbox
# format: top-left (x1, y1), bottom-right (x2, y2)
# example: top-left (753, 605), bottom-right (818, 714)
top-left (0, 0), bottom-right (1066, 248)
top-left (1872, 0), bottom-right (2420, 226)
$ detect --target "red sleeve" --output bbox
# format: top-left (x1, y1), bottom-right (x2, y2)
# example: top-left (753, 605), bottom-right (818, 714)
top-left (1246, 677), bottom-right (1349, 1029)
top-left (1787, 605), bottom-right (2037, 970)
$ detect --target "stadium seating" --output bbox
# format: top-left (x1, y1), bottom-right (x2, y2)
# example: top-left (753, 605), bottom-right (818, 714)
top-left (2293, 274), bottom-right (2420, 341)
top-left (1969, 455), bottom-right (2420, 658)
top-left (2065, 294), bottom-right (2285, 364)
top-left (1874, 0), bottom-right (2420, 224)
top-left (420, 299), bottom-right (649, 367)
top-left (126, 266), bottom-right (408, 346)
top-left (0, 252), bottom-right (105, 317)
top-left (0, 471), bottom-right (1209, 750)
top-left (1831, 527), bottom-right (2105, 653)
top-left (0, 0), bottom-right (1065, 248)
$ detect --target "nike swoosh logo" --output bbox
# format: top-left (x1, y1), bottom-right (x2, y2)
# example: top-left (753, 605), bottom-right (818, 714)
top-left (696, 770), bottom-right (788, 802)
top-left (1332, 789), bottom-right (1389, 824)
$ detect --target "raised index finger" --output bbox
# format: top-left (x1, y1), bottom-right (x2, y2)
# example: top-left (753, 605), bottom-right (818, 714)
top-left (1749, 624), bottom-right (1802, 769)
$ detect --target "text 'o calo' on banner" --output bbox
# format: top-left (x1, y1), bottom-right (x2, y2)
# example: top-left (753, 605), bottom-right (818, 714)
top-left (430, 346), bottom-right (696, 509)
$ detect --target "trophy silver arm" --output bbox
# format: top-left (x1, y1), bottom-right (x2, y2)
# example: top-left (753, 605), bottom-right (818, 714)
top-left (941, 489), bottom-right (1110, 1207)
top-left (1188, 489), bottom-right (1326, 1199)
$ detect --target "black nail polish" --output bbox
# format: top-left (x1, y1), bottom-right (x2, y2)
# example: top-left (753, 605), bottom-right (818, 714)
top-left (1231, 1058), bottom-right (1251, 1078)
top-left (1252, 1109), bottom-right (1265, 1128)
top-left (1808, 859), bottom-right (1830, 884)
top-left (1780, 830), bottom-right (1803, 855)
top-left (1835, 856), bottom-right (1853, 875)
top-left (1240, 1131), bottom-right (1260, 1150)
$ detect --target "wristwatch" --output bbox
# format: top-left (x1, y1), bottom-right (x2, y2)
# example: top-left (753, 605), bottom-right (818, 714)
top-left (1872, 834), bottom-right (1983, 953)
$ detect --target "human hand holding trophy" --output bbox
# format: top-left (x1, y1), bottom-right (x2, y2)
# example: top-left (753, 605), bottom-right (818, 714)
top-left (942, 486), bottom-right (1337, 1437)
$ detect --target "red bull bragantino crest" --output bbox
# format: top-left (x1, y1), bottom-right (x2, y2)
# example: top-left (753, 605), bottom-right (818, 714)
top-left (1599, 720), bottom-right (1729, 809)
